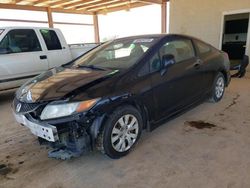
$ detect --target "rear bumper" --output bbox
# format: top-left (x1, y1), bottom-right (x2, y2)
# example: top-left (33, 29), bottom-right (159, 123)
top-left (13, 112), bottom-right (59, 142)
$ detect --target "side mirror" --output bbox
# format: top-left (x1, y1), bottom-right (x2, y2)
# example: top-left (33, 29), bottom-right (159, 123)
top-left (162, 54), bottom-right (175, 68)
top-left (160, 54), bottom-right (175, 76)
top-left (0, 48), bottom-right (11, 55)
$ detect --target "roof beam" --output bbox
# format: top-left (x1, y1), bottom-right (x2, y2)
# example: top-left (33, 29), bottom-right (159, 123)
top-left (52, 7), bottom-right (93, 14)
top-left (75, 0), bottom-right (120, 10)
top-left (47, 0), bottom-right (75, 7)
top-left (86, 1), bottom-right (132, 11)
top-left (14, 0), bottom-right (24, 3)
top-left (0, 3), bottom-right (93, 14)
top-left (63, 0), bottom-right (101, 9)
top-left (0, 3), bottom-right (46, 11)
top-left (32, 0), bottom-right (51, 6)
top-left (138, 0), bottom-right (163, 4)
top-left (97, 2), bottom-right (148, 14)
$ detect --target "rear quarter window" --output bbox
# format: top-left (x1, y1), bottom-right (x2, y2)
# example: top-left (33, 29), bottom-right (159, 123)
top-left (195, 40), bottom-right (211, 54)
top-left (160, 39), bottom-right (195, 63)
top-left (40, 29), bottom-right (62, 50)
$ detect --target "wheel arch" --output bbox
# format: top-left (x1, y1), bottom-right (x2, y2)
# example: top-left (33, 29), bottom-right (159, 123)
top-left (219, 69), bottom-right (228, 83)
top-left (90, 96), bottom-right (150, 149)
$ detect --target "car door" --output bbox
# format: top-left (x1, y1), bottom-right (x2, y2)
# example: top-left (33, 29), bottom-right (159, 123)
top-left (39, 29), bottom-right (72, 68)
top-left (193, 39), bottom-right (215, 93)
top-left (151, 37), bottom-right (204, 121)
top-left (0, 29), bottom-right (49, 90)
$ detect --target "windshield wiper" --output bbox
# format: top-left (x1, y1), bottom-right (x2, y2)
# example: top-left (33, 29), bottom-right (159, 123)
top-left (76, 65), bottom-right (106, 71)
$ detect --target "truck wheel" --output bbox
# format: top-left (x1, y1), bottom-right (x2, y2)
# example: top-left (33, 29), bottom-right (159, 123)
top-left (99, 105), bottom-right (143, 159)
top-left (209, 72), bottom-right (225, 103)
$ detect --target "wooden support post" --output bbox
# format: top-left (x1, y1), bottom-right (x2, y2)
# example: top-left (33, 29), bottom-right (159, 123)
top-left (93, 13), bottom-right (100, 43)
top-left (47, 7), bottom-right (54, 28)
top-left (161, 0), bottom-right (167, 33)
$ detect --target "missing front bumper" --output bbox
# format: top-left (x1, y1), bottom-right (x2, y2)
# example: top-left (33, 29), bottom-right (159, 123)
top-left (14, 112), bottom-right (93, 160)
top-left (13, 112), bottom-right (59, 142)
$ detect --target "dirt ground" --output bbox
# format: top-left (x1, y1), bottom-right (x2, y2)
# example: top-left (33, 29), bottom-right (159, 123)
top-left (0, 74), bottom-right (250, 188)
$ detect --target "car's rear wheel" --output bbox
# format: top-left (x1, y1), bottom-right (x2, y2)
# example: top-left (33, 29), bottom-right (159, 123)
top-left (98, 105), bottom-right (142, 159)
top-left (209, 72), bottom-right (225, 103)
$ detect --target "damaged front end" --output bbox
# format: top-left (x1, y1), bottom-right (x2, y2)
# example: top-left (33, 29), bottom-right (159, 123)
top-left (13, 97), bottom-right (104, 160)
top-left (40, 121), bottom-right (92, 160)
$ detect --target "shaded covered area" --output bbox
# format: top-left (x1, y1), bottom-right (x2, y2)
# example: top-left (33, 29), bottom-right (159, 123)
top-left (0, 0), bottom-right (168, 42)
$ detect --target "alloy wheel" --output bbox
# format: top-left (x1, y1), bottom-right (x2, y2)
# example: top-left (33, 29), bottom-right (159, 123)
top-left (111, 114), bottom-right (139, 152)
top-left (215, 77), bottom-right (225, 99)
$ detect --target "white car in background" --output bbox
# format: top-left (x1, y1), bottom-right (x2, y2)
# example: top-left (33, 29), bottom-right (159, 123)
top-left (0, 27), bottom-right (98, 91)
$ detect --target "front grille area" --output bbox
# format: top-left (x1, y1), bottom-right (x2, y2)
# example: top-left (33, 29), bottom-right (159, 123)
top-left (13, 97), bottom-right (42, 114)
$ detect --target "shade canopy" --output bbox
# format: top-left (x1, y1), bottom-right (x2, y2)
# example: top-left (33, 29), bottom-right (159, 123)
top-left (0, 0), bottom-right (166, 15)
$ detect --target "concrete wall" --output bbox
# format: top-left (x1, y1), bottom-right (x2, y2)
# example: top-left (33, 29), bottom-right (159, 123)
top-left (169, 0), bottom-right (250, 57)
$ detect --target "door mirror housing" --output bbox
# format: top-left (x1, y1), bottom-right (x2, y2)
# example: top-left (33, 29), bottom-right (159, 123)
top-left (162, 54), bottom-right (176, 68)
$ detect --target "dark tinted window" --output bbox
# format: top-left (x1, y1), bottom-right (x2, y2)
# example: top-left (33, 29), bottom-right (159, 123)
top-left (160, 39), bottom-right (195, 63)
top-left (196, 40), bottom-right (211, 54)
top-left (40, 29), bottom-right (62, 50)
top-left (0, 29), bottom-right (41, 53)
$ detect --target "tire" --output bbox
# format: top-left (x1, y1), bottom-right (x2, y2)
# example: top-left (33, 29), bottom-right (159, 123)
top-left (209, 72), bottom-right (225, 103)
top-left (98, 105), bottom-right (143, 159)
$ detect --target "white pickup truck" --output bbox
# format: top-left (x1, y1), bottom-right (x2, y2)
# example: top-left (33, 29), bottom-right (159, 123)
top-left (0, 27), bottom-right (98, 91)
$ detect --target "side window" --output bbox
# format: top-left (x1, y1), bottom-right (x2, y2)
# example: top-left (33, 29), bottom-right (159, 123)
top-left (138, 52), bottom-right (161, 77)
top-left (0, 29), bottom-right (41, 53)
top-left (195, 40), bottom-right (211, 54)
top-left (40, 29), bottom-right (62, 50)
top-left (160, 39), bottom-right (195, 63)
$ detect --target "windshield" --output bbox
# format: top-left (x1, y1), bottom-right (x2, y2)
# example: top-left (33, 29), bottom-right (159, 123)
top-left (0, 29), bottom-right (4, 35)
top-left (72, 37), bottom-right (158, 70)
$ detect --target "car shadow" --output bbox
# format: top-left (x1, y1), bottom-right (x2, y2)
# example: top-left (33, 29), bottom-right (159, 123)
top-left (0, 90), bottom-right (16, 105)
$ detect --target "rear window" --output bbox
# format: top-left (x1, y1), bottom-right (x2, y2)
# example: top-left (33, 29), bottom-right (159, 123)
top-left (0, 29), bottom-right (4, 35)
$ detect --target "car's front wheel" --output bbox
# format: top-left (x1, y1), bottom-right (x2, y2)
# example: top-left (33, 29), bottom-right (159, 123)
top-left (98, 105), bottom-right (143, 159)
top-left (209, 72), bottom-right (225, 102)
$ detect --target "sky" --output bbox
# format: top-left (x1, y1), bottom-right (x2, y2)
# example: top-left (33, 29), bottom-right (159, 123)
top-left (0, 3), bottom-right (169, 44)
top-left (98, 5), bottom-right (162, 41)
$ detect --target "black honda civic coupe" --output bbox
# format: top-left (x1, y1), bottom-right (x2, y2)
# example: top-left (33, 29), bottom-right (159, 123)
top-left (13, 34), bottom-right (231, 159)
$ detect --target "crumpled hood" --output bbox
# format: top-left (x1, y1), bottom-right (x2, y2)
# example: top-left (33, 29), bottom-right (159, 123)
top-left (17, 67), bottom-right (119, 102)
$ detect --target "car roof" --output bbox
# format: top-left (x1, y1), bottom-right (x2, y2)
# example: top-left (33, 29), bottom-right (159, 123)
top-left (0, 26), bottom-right (59, 30)
top-left (114, 33), bottom-right (198, 41)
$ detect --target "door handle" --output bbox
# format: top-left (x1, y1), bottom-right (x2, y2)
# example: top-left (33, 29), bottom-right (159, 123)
top-left (194, 63), bottom-right (201, 69)
top-left (193, 59), bottom-right (203, 69)
top-left (40, 55), bottom-right (47, 60)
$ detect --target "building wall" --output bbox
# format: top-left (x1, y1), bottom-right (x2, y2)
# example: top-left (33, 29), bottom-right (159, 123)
top-left (169, 0), bottom-right (250, 57)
